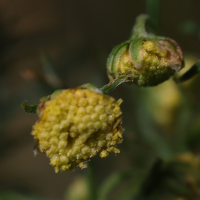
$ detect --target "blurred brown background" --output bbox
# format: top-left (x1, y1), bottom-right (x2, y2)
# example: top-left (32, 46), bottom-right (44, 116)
top-left (1, 0), bottom-right (200, 199)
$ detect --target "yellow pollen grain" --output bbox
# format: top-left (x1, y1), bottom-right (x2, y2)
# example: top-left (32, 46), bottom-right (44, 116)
top-left (78, 123), bottom-right (86, 132)
top-left (143, 41), bottom-right (156, 52)
top-left (91, 113), bottom-right (99, 121)
top-left (39, 132), bottom-right (49, 140)
top-left (82, 115), bottom-right (91, 123)
top-left (100, 150), bottom-right (109, 158)
top-left (99, 114), bottom-right (107, 121)
top-left (60, 155), bottom-right (69, 164)
top-left (61, 120), bottom-right (69, 128)
top-left (58, 140), bottom-right (66, 148)
top-left (50, 137), bottom-right (59, 145)
top-left (95, 105), bottom-right (104, 113)
top-left (77, 107), bottom-right (85, 116)
top-left (106, 133), bottom-right (113, 140)
top-left (86, 105), bottom-right (93, 113)
top-left (78, 98), bottom-right (87, 107)
top-left (69, 105), bottom-right (77, 113)
top-left (53, 124), bottom-right (60, 131)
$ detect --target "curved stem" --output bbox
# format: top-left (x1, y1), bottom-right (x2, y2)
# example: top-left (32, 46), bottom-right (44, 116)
top-left (131, 14), bottom-right (149, 39)
top-left (100, 75), bottom-right (130, 94)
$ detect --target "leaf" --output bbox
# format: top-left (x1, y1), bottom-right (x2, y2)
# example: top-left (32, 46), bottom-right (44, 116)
top-left (177, 60), bottom-right (200, 83)
top-left (98, 170), bottom-right (139, 200)
top-left (21, 101), bottom-right (38, 114)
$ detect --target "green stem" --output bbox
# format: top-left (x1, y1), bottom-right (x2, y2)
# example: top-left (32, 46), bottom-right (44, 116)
top-left (131, 14), bottom-right (149, 39)
top-left (146, 0), bottom-right (160, 34)
top-left (85, 161), bottom-right (97, 200)
top-left (100, 75), bottom-right (130, 94)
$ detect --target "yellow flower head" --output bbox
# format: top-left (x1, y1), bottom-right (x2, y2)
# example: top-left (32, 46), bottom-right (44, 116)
top-left (32, 88), bottom-right (123, 172)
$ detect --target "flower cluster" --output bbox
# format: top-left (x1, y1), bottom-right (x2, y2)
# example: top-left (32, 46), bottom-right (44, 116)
top-left (107, 38), bottom-right (184, 86)
top-left (32, 88), bottom-right (123, 172)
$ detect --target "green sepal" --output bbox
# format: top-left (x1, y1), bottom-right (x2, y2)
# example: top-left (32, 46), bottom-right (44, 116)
top-left (39, 95), bottom-right (50, 102)
top-left (50, 89), bottom-right (63, 99)
top-left (107, 41), bottom-right (129, 80)
top-left (39, 89), bottom-right (63, 103)
top-left (112, 44), bottom-right (129, 76)
top-left (80, 83), bottom-right (98, 90)
top-left (21, 101), bottom-right (38, 114)
top-left (129, 37), bottom-right (144, 64)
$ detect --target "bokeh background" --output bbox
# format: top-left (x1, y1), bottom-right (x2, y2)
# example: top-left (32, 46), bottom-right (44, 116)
top-left (1, 0), bottom-right (200, 200)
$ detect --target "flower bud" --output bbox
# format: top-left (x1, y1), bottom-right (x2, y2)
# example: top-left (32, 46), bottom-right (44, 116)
top-left (107, 15), bottom-right (184, 86)
top-left (31, 88), bottom-right (123, 172)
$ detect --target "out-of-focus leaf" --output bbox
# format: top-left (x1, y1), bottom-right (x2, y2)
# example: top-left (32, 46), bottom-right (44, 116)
top-left (0, 190), bottom-right (47, 200)
top-left (98, 170), bottom-right (141, 200)
top-left (177, 60), bottom-right (200, 83)
top-left (137, 105), bottom-right (172, 159)
top-left (163, 178), bottom-right (192, 197)
top-left (135, 158), bottom-right (164, 199)
top-left (179, 21), bottom-right (200, 38)
top-left (64, 176), bottom-right (89, 200)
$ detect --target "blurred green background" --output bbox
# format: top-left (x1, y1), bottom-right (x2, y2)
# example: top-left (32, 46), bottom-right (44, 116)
top-left (1, 0), bottom-right (200, 200)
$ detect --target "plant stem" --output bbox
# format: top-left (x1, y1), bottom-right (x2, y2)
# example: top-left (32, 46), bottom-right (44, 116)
top-left (131, 14), bottom-right (149, 39)
top-left (85, 161), bottom-right (97, 200)
top-left (100, 75), bottom-right (130, 94)
top-left (146, 0), bottom-right (161, 34)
